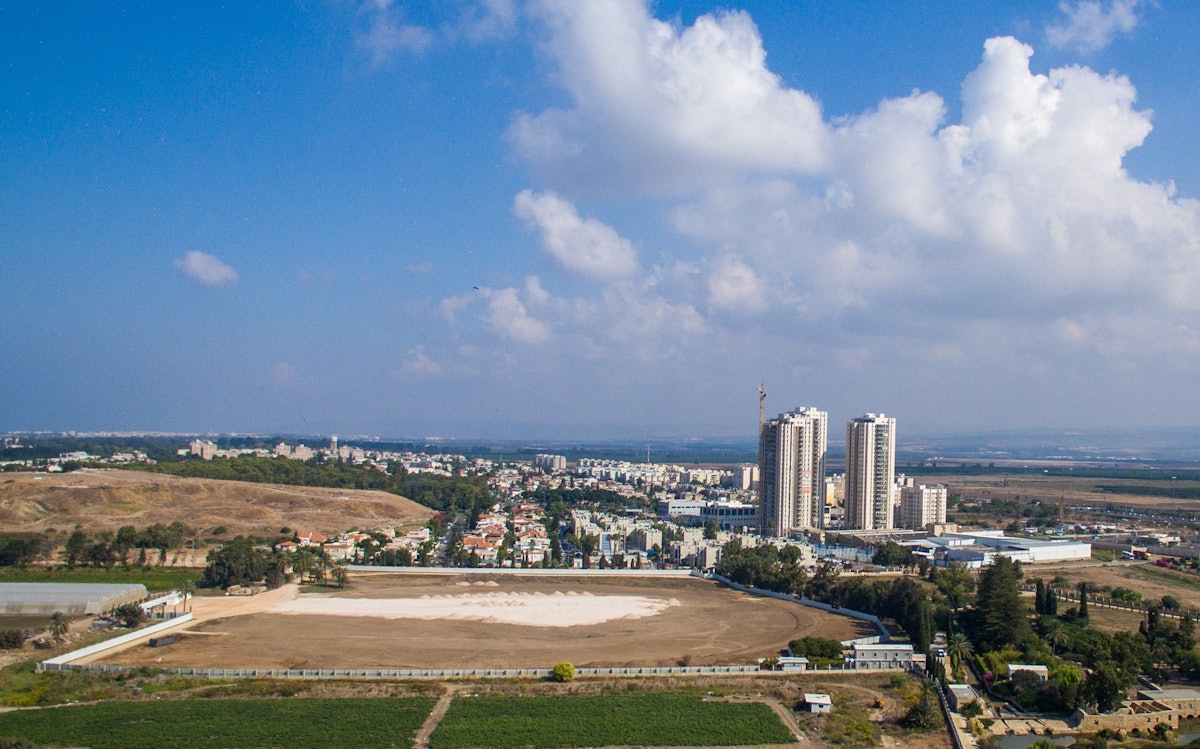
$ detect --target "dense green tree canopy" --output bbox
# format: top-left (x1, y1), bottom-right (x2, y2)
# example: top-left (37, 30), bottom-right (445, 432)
top-left (973, 556), bottom-right (1030, 651)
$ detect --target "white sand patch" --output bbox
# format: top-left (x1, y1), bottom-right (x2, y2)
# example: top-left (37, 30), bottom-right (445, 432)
top-left (269, 591), bottom-right (677, 627)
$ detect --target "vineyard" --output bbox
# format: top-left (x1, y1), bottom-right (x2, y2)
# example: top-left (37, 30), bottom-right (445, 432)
top-left (0, 696), bottom-right (435, 748)
top-left (428, 692), bottom-right (795, 748)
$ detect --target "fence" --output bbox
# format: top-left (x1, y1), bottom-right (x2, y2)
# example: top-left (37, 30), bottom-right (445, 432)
top-left (38, 613), bottom-right (194, 671)
top-left (704, 573), bottom-right (889, 645)
top-left (921, 669), bottom-right (969, 749)
top-left (39, 570), bottom-right (898, 678)
top-left (39, 661), bottom-right (915, 679)
top-left (346, 565), bottom-right (693, 578)
top-left (1021, 585), bottom-right (1194, 620)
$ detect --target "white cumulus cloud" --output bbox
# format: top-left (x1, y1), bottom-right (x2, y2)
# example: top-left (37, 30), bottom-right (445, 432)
top-left (1047, 0), bottom-right (1142, 52)
top-left (174, 251), bottom-right (239, 286)
top-left (484, 286), bottom-right (552, 344)
top-left (509, 0), bottom-right (830, 191)
top-left (514, 189), bottom-right (639, 279)
top-left (432, 3), bottom-right (1200, 430)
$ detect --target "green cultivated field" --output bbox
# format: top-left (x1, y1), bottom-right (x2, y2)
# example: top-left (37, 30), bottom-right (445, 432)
top-left (0, 566), bottom-right (201, 591)
top-left (429, 692), bottom-right (795, 748)
top-left (0, 696), bottom-right (435, 748)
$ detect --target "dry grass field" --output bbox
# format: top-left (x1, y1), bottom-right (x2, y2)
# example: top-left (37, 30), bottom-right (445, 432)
top-left (0, 468), bottom-right (433, 537)
top-left (1032, 561), bottom-right (1200, 611)
top-left (92, 573), bottom-right (875, 670)
top-left (934, 472), bottom-right (1200, 511)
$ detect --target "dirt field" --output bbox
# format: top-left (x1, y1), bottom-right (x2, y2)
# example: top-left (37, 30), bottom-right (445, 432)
top-left (0, 468), bottom-right (432, 537)
top-left (93, 573), bottom-right (874, 670)
top-left (1029, 561), bottom-right (1200, 611)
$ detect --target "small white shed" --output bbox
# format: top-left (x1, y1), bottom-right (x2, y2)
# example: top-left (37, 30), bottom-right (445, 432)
top-left (804, 693), bottom-right (833, 713)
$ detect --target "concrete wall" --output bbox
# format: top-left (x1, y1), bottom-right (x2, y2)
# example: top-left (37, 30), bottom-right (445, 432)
top-left (1072, 704), bottom-right (1178, 733)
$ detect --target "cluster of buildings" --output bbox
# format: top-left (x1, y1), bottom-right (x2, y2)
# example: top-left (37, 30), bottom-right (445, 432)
top-left (461, 504), bottom-right (551, 566)
top-left (758, 409), bottom-right (947, 538)
top-left (184, 437), bottom-right (498, 478)
top-left (1, 448), bottom-right (152, 471)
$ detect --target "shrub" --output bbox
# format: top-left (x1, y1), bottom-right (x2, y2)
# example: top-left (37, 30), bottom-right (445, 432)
top-left (551, 662), bottom-right (575, 682)
top-left (960, 699), bottom-right (983, 719)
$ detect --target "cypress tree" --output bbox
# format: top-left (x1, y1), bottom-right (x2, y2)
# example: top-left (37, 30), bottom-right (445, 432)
top-left (1035, 579), bottom-right (1046, 615)
top-left (1078, 582), bottom-right (1089, 620)
top-left (974, 556), bottom-right (1031, 651)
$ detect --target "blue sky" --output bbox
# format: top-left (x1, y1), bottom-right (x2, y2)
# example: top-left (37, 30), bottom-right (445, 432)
top-left (3, 1), bottom-right (1200, 440)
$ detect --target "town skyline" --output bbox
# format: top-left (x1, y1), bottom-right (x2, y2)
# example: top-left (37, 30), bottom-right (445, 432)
top-left (5, 1), bottom-right (1200, 440)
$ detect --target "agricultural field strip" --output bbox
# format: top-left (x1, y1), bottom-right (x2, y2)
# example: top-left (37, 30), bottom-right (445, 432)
top-left (0, 697), bottom-right (437, 749)
top-left (0, 692), bottom-right (799, 749)
top-left (426, 692), bottom-right (797, 749)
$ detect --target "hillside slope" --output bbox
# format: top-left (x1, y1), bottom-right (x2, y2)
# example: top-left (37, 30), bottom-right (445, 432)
top-left (0, 468), bottom-right (434, 537)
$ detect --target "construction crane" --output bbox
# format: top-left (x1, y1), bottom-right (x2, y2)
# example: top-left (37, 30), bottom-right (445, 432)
top-left (757, 383), bottom-right (767, 431)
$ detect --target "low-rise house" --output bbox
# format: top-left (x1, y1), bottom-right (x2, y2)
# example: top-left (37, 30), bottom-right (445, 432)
top-left (296, 532), bottom-right (327, 547)
top-left (778, 656), bottom-right (809, 672)
top-left (803, 693), bottom-right (832, 713)
top-left (851, 643), bottom-right (918, 670)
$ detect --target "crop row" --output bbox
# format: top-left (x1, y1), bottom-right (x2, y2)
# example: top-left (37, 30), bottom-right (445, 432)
top-left (429, 692), bottom-right (794, 748)
top-left (0, 696), bottom-right (435, 748)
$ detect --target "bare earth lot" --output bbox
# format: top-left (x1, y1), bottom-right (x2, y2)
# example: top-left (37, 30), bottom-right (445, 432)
top-left (0, 468), bottom-right (432, 538)
top-left (94, 573), bottom-right (873, 670)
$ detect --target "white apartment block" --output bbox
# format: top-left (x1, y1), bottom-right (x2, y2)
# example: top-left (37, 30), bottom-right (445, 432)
top-left (735, 464), bottom-right (759, 491)
top-left (900, 483), bottom-right (947, 530)
top-left (845, 414), bottom-right (896, 530)
top-left (533, 454), bottom-right (567, 472)
top-left (758, 407), bottom-right (828, 537)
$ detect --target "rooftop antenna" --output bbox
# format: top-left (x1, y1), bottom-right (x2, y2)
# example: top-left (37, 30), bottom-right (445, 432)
top-left (757, 383), bottom-right (767, 431)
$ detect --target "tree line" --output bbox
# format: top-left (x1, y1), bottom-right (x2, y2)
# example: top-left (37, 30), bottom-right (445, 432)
top-left (714, 541), bottom-right (934, 651)
top-left (133, 456), bottom-right (493, 516)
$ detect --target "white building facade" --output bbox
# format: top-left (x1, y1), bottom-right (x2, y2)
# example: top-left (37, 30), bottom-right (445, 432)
top-left (900, 483), bottom-right (947, 530)
top-left (845, 414), bottom-right (896, 530)
top-left (758, 407), bottom-right (827, 537)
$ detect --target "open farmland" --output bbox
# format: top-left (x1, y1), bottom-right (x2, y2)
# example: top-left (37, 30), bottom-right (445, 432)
top-left (0, 468), bottom-right (433, 539)
top-left (922, 471), bottom-right (1200, 513)
top-left (0, 697), bottom-right (436, 749)
top-left (91, 573), bottom-right (874, 670)
top-left (428, 692), bottom-right (795, 748)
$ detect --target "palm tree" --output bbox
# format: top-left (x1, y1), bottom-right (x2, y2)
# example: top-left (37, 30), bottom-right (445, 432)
top-left (1044, 620), bottom-right (1069, 655)
top-left (290, 548), bottom-right (315, 583)
top-left (48, 611), bottom-right (68, 641)
top-left (311, 547), bottom-right (333, 585)
top-left (331, 566), bottom-right (349, 589)
top-left (180, 581), bottom-right (197, 614)
top-left (947, 632), bottom-right (975, 677)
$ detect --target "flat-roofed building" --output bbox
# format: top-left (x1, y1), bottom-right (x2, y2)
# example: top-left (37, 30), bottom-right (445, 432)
top-left (759, 407), bottom-right (827, 537)
top-left (845, 414), bottom-right (896, 530)
top-left (900, 483), bottom-right (947, 530)
top-left (852, 643), bottom-right (917, 670)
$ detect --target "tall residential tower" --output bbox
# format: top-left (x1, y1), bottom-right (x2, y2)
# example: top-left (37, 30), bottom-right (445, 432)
top-left (758, 407), bottom-right (827, 537)
top-left (845, 413), bottom-right (896, 530)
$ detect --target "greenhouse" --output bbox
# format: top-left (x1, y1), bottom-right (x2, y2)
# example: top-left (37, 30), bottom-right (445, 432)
top-left (0, 583), bottom-right (148, 616)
